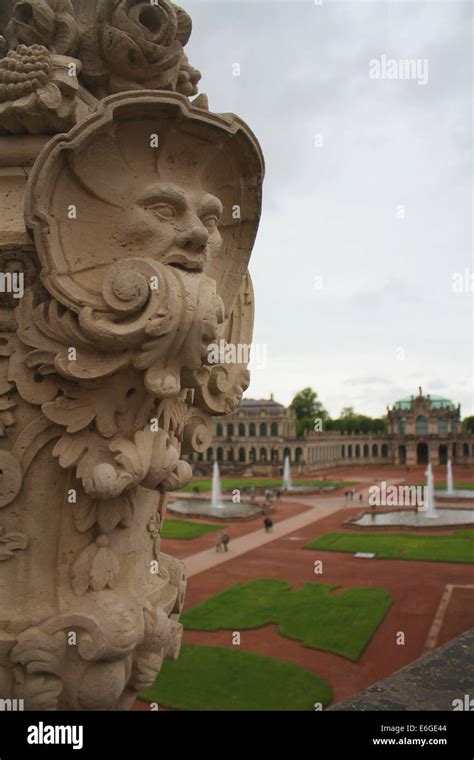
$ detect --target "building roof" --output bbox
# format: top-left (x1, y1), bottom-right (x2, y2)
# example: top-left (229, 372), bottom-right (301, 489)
top-left (240, 398), bottom-right (285, 410)
top-left (393, 394), bottom-right (456, 411)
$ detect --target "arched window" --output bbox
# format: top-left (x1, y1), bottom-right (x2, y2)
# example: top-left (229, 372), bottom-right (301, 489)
top-left (381, 444), bottom-right (388, 457)
top-left (198, 452), bottom-right (203, 461)
top-left (372, 444), bottom-right (378, 457)
top-left (398, 418), bottom-right (406, 435)
top-left (249, 423), bottom-right (256, 436)
top-left (216, 423), bottom-right (223, 437)
top-left (463, 443), bottom-right (469, 458)
top-left (260, 447), bottom-right (267, 462)
top-left (355, 445), bottom-right (360, 459)
top-left (271, 449), bottom-right (279, 462)
top-left (342, 445), bottom-right (345, 459)
top-left (451, 419), bottom-right (457, 433)
top-left (227, 447), bottom-right (234, 462)
top-left (239, 423), bottom-right (245, 436)
top-left (249, 447), bottom-right (256, 462)
top-left (206, 448), bottom-right (213, 462)
top-left (227, 423), bottom-right (234, 437)
top-left (217, 447), bottom-right (223, 462)
top-left (271, 422), bottom-right (278, 436)
top-left (260, 423), bottom-right (267, 437)
top-left (363, 444), bottom-right (369, 458)
top-left (438, 417), bottom-right (448, 434)
top-left (283, 447), bottom-right (291, 461)
top-left (295, 447), bottom-right (303, 463)
top-left (348, 445), bottom-right (352, 458)
top-left (239, 447), bottom-right (246, 463)
top-left (416, 416), bottom-right (428, 435)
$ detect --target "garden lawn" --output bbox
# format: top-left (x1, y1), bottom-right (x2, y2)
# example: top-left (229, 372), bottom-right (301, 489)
top-left (139, 644), bottom-right (332, 710)
top-left (181, 477), bottom-right (354, 492)
top-left (416, 482), bottom-right (474, 491)
top-left (305, 530), bottom-right (474, 564)
top-left (161, 520), bottom-right (222, 540)
top-left (181, 579), bottom-right (391, 661)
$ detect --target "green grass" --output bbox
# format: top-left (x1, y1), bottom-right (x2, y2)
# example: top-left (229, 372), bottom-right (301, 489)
top-left (161, 520), bottom-right (222, 540)
top-left (435, 483), bottom-right (474, 490)
top-left (305, 531), bottom-right (474, 564)
top-left (415, 482), bottom-right (474, 490)
top-left (181, 477), bottom-right (354, 493)
top-left (181, 579), bottom-right (391, 662)
top-left (139, 644), bottom-right (332, 711)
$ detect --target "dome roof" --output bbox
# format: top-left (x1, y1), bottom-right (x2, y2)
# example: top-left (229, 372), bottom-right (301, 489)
top-left (393, 394), bottom-right (456, 411)
top-left (239, 398), bottom-right (286, 415)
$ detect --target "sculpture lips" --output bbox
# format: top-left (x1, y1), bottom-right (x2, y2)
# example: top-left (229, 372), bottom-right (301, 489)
top-left (165, 250), bottom-right (207, 272)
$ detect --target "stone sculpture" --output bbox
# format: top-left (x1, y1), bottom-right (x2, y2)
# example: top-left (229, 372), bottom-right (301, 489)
top-left (0, 0), bottom-right (263, 710)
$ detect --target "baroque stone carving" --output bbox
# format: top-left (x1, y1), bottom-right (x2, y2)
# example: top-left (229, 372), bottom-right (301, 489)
top-left (0, 45), bottom-right (91, 134)
top-left (79, 1), bottom-right (200, 97)
top-left (0, 0), bottom-right (202, 135)
top-left (0, 0), bottom-right (264, 709)
top-left (5, 0), bottom-right (79, 55)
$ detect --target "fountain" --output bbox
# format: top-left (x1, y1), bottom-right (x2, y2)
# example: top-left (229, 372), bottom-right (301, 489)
top-left (423, 463), bottom-right (438, 519)
top-left (212, 461), bottom-right (223, 509)
top-left (447, 459), bottom-right (454, 495)
top-left (283, 456), bottom-right (292, 489)
top-left (436, 459), bottom-right (474, 500)
top-left (169, 461), bottom-right (264, 520)
top-left (350, 461), bottom-right (473, 528)
top-left (278, 455), bottom-right (324, 494)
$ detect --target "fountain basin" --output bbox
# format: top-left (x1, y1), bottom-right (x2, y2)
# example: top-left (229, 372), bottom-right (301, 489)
top-left (168, 498), bottom-right (265, 520)
top-left (436, 490), bottom-right (474, 500)
top-left (348, 508), bottom-right (474, 529)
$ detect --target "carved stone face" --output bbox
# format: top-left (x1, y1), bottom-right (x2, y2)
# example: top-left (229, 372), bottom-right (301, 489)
top-left (25, 95), bottom-right (264, 315)
top-left (114, 181), bottom-right (223, 273)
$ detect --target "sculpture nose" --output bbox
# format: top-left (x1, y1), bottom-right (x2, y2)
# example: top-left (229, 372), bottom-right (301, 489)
top-left (177, 224), bottom-right (209, 254)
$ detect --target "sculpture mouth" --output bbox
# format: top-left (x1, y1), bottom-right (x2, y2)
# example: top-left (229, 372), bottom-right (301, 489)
top-left (166, 251), bottom-right (207, 272)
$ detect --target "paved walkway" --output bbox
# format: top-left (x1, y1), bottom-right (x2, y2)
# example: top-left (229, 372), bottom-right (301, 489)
top-left (183, 478), bottom-right (404, 578)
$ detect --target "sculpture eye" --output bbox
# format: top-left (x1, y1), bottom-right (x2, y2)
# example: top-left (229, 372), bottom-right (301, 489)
top-left (202, 215), bottom-right (219, 231)
top-left (152, 204), bottom-right (176, 220)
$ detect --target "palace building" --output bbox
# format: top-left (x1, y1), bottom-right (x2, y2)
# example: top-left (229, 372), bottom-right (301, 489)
top-left (188, 389), bottom-right (474, 473)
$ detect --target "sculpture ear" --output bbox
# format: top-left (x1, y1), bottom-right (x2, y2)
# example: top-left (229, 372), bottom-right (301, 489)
top-left (174, 3), bottom-right (192, 46)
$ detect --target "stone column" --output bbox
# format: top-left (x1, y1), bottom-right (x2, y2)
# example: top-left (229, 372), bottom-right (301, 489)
top-left (0, 0), bottom-right (263, 710)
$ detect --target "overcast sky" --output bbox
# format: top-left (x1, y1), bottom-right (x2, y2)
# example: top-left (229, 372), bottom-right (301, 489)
top-left (185, 0), bottom-right (472, 418)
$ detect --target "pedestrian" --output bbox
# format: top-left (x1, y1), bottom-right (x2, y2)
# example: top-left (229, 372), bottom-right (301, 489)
top-left (264, 517), bottom-right (273, 533)
top-left (222, 533), bottom-right (230, 552)
top-left (276, 489), bottom-right (282, 501)
top-left (359, 492), bottom-right (363, 502)
top-left (215, 531), bottom-right (223, 553)
top-left (345, 490), bottom-right (349, 502)
top-left (351, 488), bottom-right (356, 501)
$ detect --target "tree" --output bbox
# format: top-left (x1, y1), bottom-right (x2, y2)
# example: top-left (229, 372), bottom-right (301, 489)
top-left (462, 416), bottom-right (474, 434)
top-left (290, 388), bottom-right (328, 436)
top-left (340, 406), bottom-right (355, 419)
